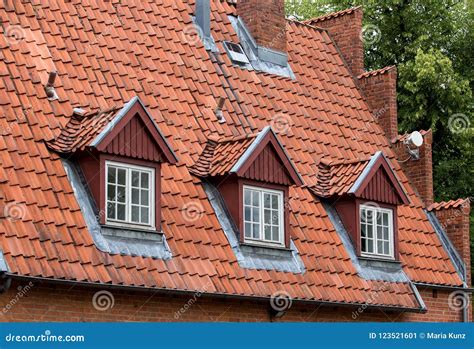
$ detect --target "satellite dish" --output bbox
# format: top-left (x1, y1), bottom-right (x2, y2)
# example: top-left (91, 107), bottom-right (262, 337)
top-left (406, 131), bottom-right (423, 148)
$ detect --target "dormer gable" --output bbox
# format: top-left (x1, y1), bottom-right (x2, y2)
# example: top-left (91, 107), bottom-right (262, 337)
top-left (49, 96), bottom-right (177, 164)
top-left (314, 151), bottom-right (409, 205)
top-left (191, 126), bottom-right (302, 186)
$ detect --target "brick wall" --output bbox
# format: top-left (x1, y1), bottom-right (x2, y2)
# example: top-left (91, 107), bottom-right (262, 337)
top-left (432, 201), bottom-right (471, 286)
top-left (359, 68), bottom-right (398, 141)
top-left (393, 130), bottom-right (434, 207)
top-left (238, 0), bottom-right (286, 52)
top-left (313, 8), bottom-right (364, 77)
top-left (0, 280), bottom-right (467, 322)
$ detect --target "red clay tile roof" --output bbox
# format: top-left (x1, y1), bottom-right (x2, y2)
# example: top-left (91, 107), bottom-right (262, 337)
top-left (48, 106), bottom-right (121, 153)
top-left (358, 66), bottom-right (396, 79)
top-left (314, 157), bottom-right (370, 197)
top-left (190, 133), bottom-right (258, 177)
top-left (428, 198), bottom-right (470, 211)
top-left (0, 0), bottom-right (463, 311)
top-left (304, 7), bottom-right (361, 25)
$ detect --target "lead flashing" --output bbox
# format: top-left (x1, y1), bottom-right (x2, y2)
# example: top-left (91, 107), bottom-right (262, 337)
top-left (62, 158), bottom-right (172, 260)
top-left (229, 16), bottom-right (295, 79)
top-left (426, 209), bottom-right (466, 284)
top-left (204, 182), bottom-right (305, 274)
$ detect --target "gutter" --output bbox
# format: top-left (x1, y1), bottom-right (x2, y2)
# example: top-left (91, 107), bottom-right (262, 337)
top-left (5, 273), bottom-right (426, 314)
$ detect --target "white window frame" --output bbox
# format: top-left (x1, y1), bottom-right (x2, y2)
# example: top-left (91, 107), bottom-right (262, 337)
top-left (105, 161), bottom-right (155, 230)
top-left (243, 185), bottom-right (285, 247)
top-left (359, 204), bottom-right (394, 259)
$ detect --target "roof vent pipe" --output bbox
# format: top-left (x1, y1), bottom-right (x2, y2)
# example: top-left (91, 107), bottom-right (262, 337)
top-left (44, 71), bottom-right (58, 100)
top-left (195, 0), bottom-right (210, 39)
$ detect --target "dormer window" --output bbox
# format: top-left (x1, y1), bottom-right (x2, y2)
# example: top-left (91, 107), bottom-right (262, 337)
top-left (191, 127), bottom-right (303, 249)
top-left (243, 186), bottom-right (284, 246)
top-left (314, 151), bottom-right (409, 261)
top-left (106, 161), bottom-right (155, 228)
top-left (360, 204), bottom-right (394, 259)
top-left (48, 96), bottom-right (177, 234)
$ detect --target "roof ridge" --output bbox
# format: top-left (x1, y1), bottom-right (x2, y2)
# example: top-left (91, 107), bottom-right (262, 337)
top-left (358, 66), bottom-right (396, 79)
top-left (428, 198), bottom-right (470, 211)
top-left (304, 6), bottom-right (361, 25)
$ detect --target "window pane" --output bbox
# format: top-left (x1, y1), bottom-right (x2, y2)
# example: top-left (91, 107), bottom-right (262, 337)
top-left (117, 204), bottom-right (126, 220)
top-left (384, 241), bottom-right (390, 254)
top-left (274, 195), bottom-right (280, 209)
top-left (141, 190), bottom-right (149, 206)
top-left (108, 167), bottom-right (116, 183)
top-left (377, 240), bottom-right (383, 254)
top-left (141, 207), bottom-right (149, 224)
top-left (383, 227), bottom-right (389, 240)
top-left (117, 169), bottom-right (126, 185)
top-left (272, 226), bottom-right (279, 242)
top-left (107, 185), bottom-right (116, 201)
top-left (252, 208), bottom-right (259, 222)
top-left (252, 191), bottom-right (259, 206)
top-left (367, 239), bottom-right (374, 253)
top-left (367, 224), bottom-right (373, 239)
top-left (383, 212), bottom-right (388, 226)
top-left (244, 207), bottom-right (251, 221)
top-left (264, 225), bottom-right (271, 240)
top-left (117, 186), bottom-right (126, 203)
top-left (131, 206), bottom-right (140, 222)
top-left (377, 225), bottom-right (383, 240)
top-left (264, 210), bottom-right (271, 224)
top-left (252, 223), bottom-right (260, 239)
top-left (141, 172), bottom-right (149, 189)
top-left (244, 223), bottom-right (251, 238)
top-left (271, 211), bottom-right (279, 225)
top-left (132, 188), bottom-right (140, 204)
top-left (264, 193), bottom-right (271, 208)
top-left (107, 202), bottom-right (115, 219)
top-left (361, 238), bottom-right (367, 252)
top-left (361, 224), bottom-right (367, 238)
top-left (132, 171), bottom-right (140, 187)
top-left (244, 190), bottom-right (251, 205)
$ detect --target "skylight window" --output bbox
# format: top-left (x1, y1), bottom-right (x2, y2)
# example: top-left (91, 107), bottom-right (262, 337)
top-left (223, 41), bottom-right (250, 65)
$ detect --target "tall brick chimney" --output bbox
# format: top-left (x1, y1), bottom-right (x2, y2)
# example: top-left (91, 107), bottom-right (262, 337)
top-left (237, 0), bottom-right (287, 53)
top-left (429, 199), bottom-right (471, 285)
top-left (358, 66), bottom-right (398, 141)
top-left (393, 130), bottom-right (434, 207)
top-left (305, 7), bottom-right (364, 77)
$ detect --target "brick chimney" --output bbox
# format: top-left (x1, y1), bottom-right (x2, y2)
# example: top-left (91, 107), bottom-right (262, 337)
top-left (237, 0), bottom-right (286, 53)
top-left (429, 199), bottom-right (471, 285)
top-left (358, 66), bottom-right (398, 141)
top-left (393, 130), bottom-right (434, 207)
top-left (306, 7), bottom-right (364, 76)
